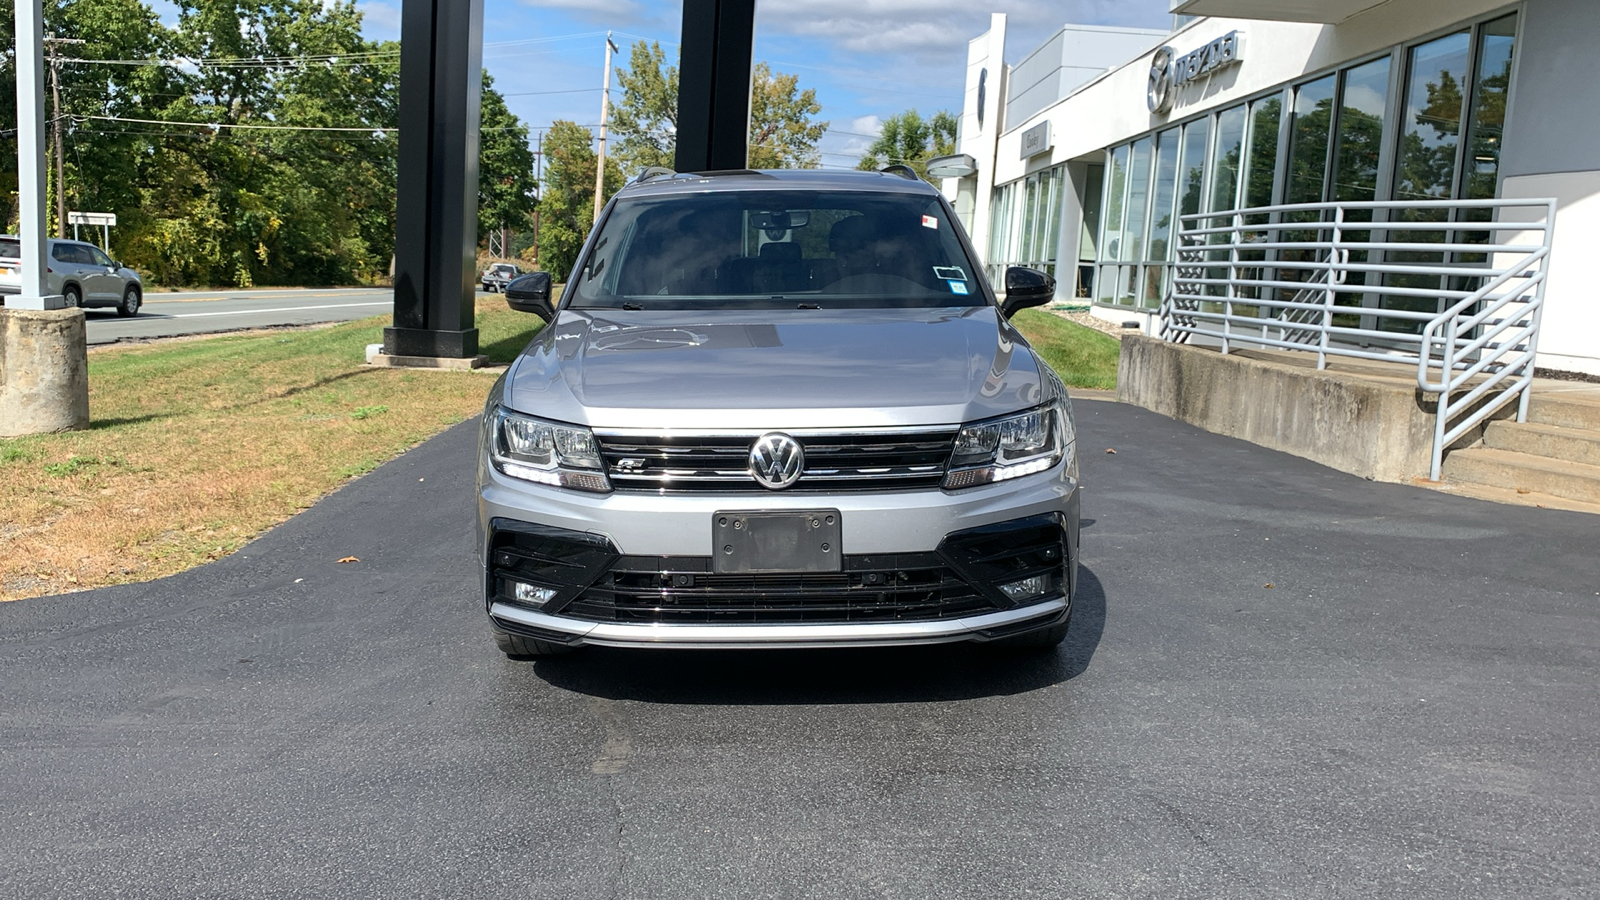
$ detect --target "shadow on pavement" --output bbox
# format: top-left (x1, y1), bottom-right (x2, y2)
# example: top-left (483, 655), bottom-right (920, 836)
top-left (526, 566), bottom-right (1107, 705)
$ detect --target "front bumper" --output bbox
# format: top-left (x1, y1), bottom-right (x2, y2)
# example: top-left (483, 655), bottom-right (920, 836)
top-left (491, 598), bottom-right (1068, 649)
top-left (481, 495), bottom-right (1080, 648)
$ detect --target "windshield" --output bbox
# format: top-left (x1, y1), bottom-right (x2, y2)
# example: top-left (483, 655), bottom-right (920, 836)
top-left (569, 189), bottom-right (983, 310)
top-left (0, 238), bottom-right (19, 260)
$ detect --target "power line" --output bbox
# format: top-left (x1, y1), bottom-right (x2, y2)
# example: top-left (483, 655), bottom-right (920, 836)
top-left (81, 114), bottom-right (393, 132)
top-left (60, 31), bottom-right (609, 69)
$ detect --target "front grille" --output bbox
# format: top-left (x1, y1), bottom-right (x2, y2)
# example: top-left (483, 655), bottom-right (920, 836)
top-left (595, 428), bottom-right (959, 492)
top-left (559, 553), bottom-right (996, 624)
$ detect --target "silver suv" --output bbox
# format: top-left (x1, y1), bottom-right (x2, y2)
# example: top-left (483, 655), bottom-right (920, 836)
top-left (477, 169), bottom-right (1079, 657)
top-left (0, 236), bottom-right (143, 316)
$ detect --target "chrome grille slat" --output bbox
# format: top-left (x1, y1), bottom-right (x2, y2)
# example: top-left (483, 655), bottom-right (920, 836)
top-left (598, 428), bottom-right (959, 493)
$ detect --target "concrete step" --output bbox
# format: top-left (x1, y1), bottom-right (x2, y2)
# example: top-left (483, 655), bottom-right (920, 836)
top-left (1483, 420), bottom-right (1600, 468)
top-left (1442, 447), bottom-right (1600, 505)
top-left (1528, 394), bottom-right (1600, 431)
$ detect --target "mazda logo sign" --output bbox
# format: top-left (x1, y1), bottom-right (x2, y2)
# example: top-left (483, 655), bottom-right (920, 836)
top-left (749, 433), bottom-right (804, 490)
top-left (1148, 45), bottom-right (1175, 114)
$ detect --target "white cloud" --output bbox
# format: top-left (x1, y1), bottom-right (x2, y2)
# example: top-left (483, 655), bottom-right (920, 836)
top-left (848, 114), bottom-right (883, 137)
top-left (518, 0), bottom-right (644, 19)
top-left (756, 0), bottom-right (1163, 63)
top-left (356, 1), bottom-right (401, 40)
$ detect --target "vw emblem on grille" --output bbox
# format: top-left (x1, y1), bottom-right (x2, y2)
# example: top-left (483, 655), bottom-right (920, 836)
top-left (749, 433), bottom-right (804, 490)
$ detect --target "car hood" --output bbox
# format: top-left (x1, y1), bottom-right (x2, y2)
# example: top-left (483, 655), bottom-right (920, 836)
top-left (501, 306), bottom-right (1050, 429)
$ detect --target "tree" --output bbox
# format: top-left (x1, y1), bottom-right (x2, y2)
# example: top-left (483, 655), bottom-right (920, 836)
top-left (478, 70), bottom-right (538, 244)
top-left (748, 62), bottom-right (827, 169)
top-left (609, 42), bottom-right (827, 174)
top-left (854, 108), bottom-right (956, 178)
top-left (609, 40), bottom-right (677, 174)
top-left (538, 120), bottom-right (622, 281)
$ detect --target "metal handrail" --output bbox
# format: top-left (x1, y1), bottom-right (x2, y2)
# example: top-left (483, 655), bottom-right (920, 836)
top-left (1160, 197), bottom-right (1558, 480)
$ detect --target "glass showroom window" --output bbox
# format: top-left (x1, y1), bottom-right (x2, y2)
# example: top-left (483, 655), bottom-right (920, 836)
top-left (986, 165), bottom-right (1065, 286)
top-left (986, 181), bottom-right (1016, 286)
top-left (1097, 143), bottom-right (1129, 306)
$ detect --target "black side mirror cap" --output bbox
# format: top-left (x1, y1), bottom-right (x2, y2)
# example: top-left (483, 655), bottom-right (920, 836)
top-left (504, 271), bottom-right (555, 322)
top-left (999, 266), bottom-right (1055, 318)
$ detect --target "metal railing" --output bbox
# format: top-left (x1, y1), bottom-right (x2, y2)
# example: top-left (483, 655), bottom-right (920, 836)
top-left (1159, 198), bottom-right (1557, 480)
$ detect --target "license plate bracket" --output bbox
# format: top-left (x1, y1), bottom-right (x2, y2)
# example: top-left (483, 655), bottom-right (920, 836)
top-left (713, 510), bottom-right (842, 574)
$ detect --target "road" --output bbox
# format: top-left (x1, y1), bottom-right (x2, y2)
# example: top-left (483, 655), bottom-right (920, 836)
top-left (0, 400), bottom-right (1596, 898)
top-left (83, 287), bottom-right (397, 345)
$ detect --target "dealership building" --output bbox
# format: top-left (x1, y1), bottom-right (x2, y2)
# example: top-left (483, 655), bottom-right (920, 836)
top-left (942, 0), bottom-right (1600, 377)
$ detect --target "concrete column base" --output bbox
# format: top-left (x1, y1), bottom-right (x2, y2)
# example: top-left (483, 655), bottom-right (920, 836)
top-left (1, 307), bottom-right (90, 437)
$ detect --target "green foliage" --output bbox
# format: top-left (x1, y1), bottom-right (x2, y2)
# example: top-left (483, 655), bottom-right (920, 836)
top-left (478, 71), bottom-right (538, 241)
top-left (538, 121), bottom-right (623, 281)
top-left (608, 42), bottom-right (827, 175)
top-left (747, 63), bottom-right (828, 169)
top-left (610, 41), bottom-right (678, 174)
top-left (0, 0), bottom-right (534, 288)
top-left (855, 109), bottom-right (957, 179)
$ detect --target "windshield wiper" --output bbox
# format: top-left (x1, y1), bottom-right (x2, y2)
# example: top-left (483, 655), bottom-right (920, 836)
top-left (621, 301), bottom-right (644, 311)
top-left (796, 302), bottom-right (821, 310)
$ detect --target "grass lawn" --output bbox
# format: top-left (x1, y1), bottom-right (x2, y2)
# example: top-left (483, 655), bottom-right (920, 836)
top-left (1010, 309), bottom-right (1122, 391)
top-left (0, 301), bottom-right (1119, 601)
top-left (0, 297), bottom-right (544, 601)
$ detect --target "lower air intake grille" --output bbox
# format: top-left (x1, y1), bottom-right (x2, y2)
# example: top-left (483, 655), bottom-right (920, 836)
top-left (560, 553), bottom-right (995, 624)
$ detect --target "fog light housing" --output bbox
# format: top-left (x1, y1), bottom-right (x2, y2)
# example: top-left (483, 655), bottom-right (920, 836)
top-left (998, 574), bottom-right (1049, 602)
top-left (512, 581), bottom-right (558, 608)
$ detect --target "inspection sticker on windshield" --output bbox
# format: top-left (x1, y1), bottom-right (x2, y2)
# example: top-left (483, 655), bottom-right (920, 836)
top-left (922, 215), bottom-right (939, 229)
top-left (948, 280), bottom-right (970, 295)
top-left (933, 266), bottom-right (966, 281)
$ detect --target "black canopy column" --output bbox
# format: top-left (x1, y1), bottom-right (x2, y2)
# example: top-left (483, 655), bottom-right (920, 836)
top-left (386, 0), bottom-right (484, 360)
top-left (676, 0), bottom-right (757, 173)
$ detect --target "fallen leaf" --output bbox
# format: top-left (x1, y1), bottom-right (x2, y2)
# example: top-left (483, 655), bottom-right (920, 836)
top-left (1263, 583), bottom-right (1275, 589)
top-left (337, 556), bottom-right (360, 564)
top-left (1516, 488), bottom-right (1531, 494)
top-left (1105, 448), bottom-right (1117, 454)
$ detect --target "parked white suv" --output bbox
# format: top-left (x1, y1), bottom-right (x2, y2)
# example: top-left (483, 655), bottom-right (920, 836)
top-left (0, 236), bottom-right (143, 316)
top-left (477, 169), bottom-right (1080, 658)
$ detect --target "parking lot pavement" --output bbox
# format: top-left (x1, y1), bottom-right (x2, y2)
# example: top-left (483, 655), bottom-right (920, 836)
top-left (1, 398), bottom-right (1595, 898)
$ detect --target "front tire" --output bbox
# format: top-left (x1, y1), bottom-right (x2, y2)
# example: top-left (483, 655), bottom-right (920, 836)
top-left (63, 285), bottom-right (82, 309)
top-left (493, 628), bottom-right (576, 660)
top-left (117, 285), bottom-right (141, 317)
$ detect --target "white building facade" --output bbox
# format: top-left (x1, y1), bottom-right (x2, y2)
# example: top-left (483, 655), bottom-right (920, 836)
top-left (948, 0), bottom-right (1600, 376)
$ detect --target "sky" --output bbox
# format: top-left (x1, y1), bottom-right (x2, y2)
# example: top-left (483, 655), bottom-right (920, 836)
top-left (351, 0), bottom-right (1174, 170)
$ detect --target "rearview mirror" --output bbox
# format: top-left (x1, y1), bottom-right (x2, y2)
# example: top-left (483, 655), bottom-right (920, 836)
top-left (504, 271), bottom-right (555, 322)
top-left (999, 266), bottom-right (1056, 318)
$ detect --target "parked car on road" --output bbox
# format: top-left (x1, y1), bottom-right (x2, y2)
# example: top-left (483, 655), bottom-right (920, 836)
top-left (480, 262), bottom-right (522, 293)
top-left (478, 168), bottom-right (1078, 658)
top-left (0, 235), bottom-right (143, 316)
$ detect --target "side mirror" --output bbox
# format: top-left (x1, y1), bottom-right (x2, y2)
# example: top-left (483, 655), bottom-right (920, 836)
top-left (504, 271), bottom-right (554, 322)
top-left (999, 266), bottom-right (1055, 318)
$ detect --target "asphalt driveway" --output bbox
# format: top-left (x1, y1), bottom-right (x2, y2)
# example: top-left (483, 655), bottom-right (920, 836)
top-left (1, 399), bottom-right (1595, 899)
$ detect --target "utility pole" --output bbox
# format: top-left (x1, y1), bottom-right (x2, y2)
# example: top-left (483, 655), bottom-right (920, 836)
top-left (592, 32), bottom-right (619, 226)
top-left (44, 36), bottom-right (84, 239)
top-left (532, 131), bottom-right (542, 267)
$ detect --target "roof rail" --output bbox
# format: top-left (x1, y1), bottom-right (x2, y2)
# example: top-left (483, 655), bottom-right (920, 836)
top-left (880, 164), bottom-right (920, 181)
top-left (634, 166), bottom-right (677, 184)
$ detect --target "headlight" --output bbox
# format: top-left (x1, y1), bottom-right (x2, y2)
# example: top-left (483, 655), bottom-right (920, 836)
top-left (943, 402), bottom-right (1075, 489)
top-left (489, 407), bottom-right (611, 493)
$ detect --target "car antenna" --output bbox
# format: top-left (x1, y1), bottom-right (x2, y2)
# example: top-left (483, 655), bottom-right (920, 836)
top-left (880, 164), bottom-right (920, 181)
